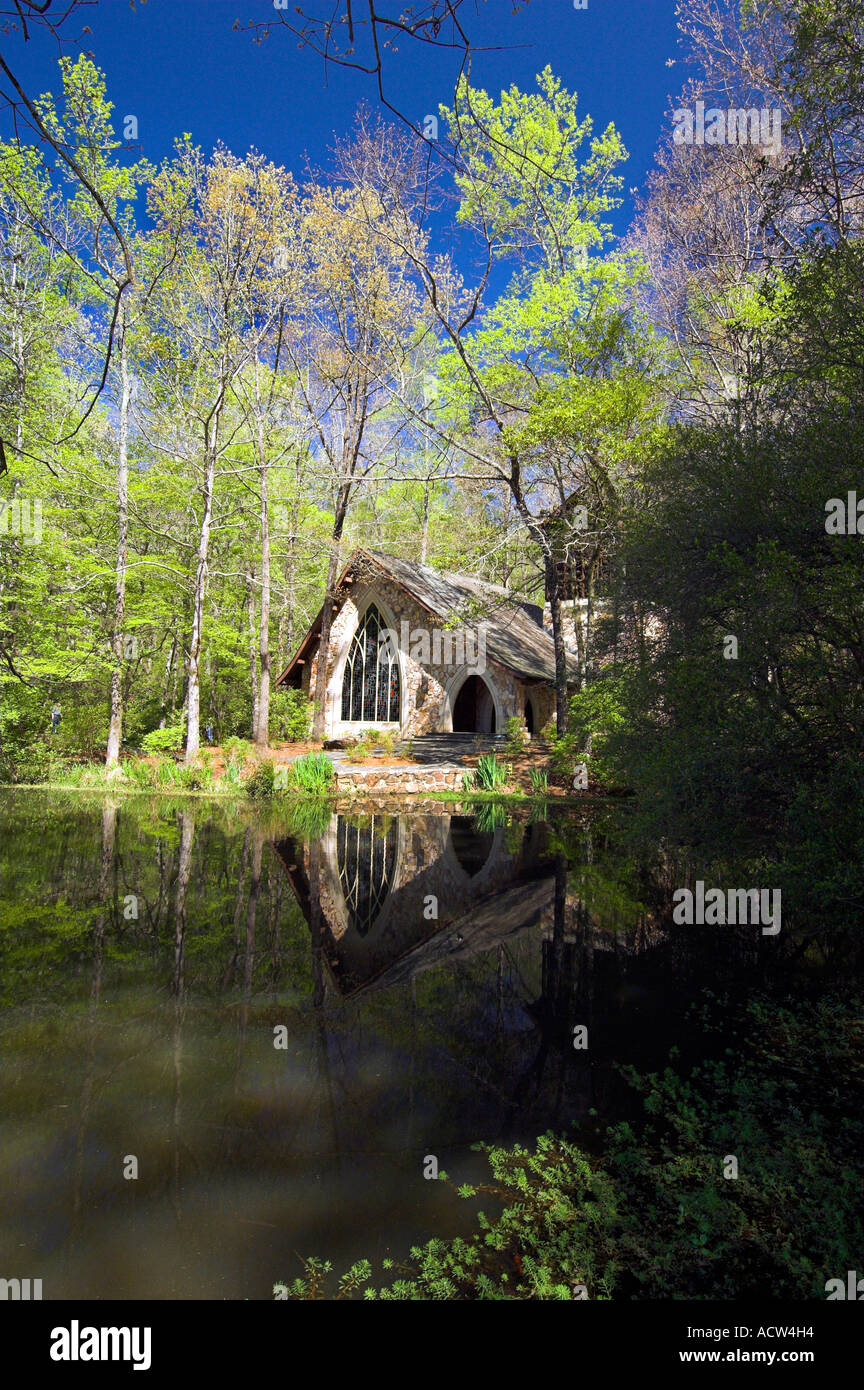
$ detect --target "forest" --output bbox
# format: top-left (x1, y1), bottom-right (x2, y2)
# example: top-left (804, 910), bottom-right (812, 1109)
top-left (0, 0), bottom-right (855, 823)
top-left (1, 0), bottom-right (864, 1315)
top-left (0, 0), bottom-right (860, 1034)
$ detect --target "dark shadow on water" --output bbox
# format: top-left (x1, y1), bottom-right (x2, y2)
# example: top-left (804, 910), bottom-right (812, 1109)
top-left (0, 792), bottom-right (847, 1298)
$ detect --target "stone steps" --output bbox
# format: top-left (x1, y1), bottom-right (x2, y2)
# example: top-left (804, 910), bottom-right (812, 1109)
top-left (398, 733), bottom-right (502, 765)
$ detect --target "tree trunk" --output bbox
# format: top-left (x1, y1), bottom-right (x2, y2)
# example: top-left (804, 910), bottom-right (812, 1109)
top-left (583, 554), bottom-right (596, 687)
top-left (279, 525), bottom-right (298, 672)
top-left (311, 487), bottom-right (350, 739)
top-left (419, 476), bottom-right (430, 564)
top-left (106, 315), bottom-right (130, 767)
top-left (173, 810), bottom-right (195, 995)
top-left (185, 444), bottom-right (216, 765)
top-left (255, 416), bottom-right (271, 747)
top-left (247, 560), bottom-right (260, 740)
top-left (544, 551), bottom-right (571, 735)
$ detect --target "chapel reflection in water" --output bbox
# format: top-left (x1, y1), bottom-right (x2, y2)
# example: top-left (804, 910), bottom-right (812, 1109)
top-left (273, 811), bottom-right (558, 998)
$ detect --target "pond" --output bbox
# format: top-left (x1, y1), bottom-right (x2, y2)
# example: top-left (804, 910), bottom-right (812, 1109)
top-left (0, 791), bottom-right (816, 1299)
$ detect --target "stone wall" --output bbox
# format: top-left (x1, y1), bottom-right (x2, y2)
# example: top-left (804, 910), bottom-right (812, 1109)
top-left (335, 764), bottom-right (467, 795)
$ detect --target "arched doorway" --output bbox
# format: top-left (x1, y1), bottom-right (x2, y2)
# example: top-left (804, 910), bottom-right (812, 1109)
top-left (453, 674), bottom-right (497, 734)
top-left (448, 815), bottom-right (495, 877)
top-left (524, 697), bottom-right (535, 736)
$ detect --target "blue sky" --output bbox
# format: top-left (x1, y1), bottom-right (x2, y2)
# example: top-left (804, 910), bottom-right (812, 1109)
top-left (6, 0), bottom-right (683, 244)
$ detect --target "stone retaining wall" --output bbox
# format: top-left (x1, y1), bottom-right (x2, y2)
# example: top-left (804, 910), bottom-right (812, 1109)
top-left (334, 763), bottom-right (465, 795)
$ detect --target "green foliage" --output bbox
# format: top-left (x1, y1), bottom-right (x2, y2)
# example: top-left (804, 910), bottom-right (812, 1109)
top-left (246, 759), bottom-right (276, 800)
top-left (51, 704), bottom-right (109, 757)
top-left (469, 800), bottom-right (512, 833)
top-left (221, 756), bottom-right (244, 787)
top-left (283, 1132), bottom-right (616, 1300)
top-left (285, 752), bottom-right (335, 794)
top-left (280, 992), bottom-right (864, 1299)
top-left (222, 737), bottom-right (253, 763)
top-left (271, 688), bottom-right (311, 742)
top-left (279, 796), bottom-right (334, 839)
top-left (277, 1259), bottom-right (373, 1301)
top-left (549, 675), bottom-right (628, 787)
top-left (601, 993), bottom-right (864, 1299)
top-left (529, 766), bottom-right (548, 796)
top-left (352, 728), bottom-right (396, 758)
top-left (3, 742), bottom-right (56, 785)
top-left (124, 755), bottom-right (212, 791)
top-left (463, 753), bottom-right (510, 792)
top-left (504, 715), bottom-right (526, 756)
top-left (140, 725), bottom-right (185, 756)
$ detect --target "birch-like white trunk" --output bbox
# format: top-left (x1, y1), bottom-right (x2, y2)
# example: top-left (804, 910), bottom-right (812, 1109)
top-left (106, 316), bottom-right (130, 766)
top-left (254, 414), bottom-right (271, 747)
top-left (185, 446), bottom-right (216, 765)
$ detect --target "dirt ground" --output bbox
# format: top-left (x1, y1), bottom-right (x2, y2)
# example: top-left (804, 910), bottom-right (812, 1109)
top-left (146, 737), bottom-right (572, 789)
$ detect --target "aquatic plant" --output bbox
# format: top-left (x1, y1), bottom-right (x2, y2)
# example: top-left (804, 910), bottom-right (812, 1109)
top-left (287, 752), bottom-right (335, 794)
top-left (463, 753), bottom-right (510, 792)
top-left (529, 767), bottom-right (549, 796)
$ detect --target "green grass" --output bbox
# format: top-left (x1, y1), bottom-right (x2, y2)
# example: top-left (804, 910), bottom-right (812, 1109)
top-left (463, 753), bottom-right (512, 792)
top-left (284, 751), bottom-right (336, 794)
top-left (529, 767), bottom-right (549, 797)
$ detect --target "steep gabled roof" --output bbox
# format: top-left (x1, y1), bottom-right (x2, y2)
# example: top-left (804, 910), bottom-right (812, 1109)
top-left (276, 548), bottom-right (580, 687)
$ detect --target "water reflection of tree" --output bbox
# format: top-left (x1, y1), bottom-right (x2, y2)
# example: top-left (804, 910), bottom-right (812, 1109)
top-left (172, 809), bottom-right (196, 1224)
top-left (71, 801), bottom-right (118, 1244)
top-left (10, 794), bottom-right (808, 1273)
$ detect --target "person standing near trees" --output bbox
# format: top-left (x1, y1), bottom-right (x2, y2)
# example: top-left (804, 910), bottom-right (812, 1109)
top-left (49, 702), bottom-right (61, 736)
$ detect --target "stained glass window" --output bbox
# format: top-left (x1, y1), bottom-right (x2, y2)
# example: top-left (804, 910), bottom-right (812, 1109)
top-left (337, 815), bottom-right (399, 936)
top-left (340, 604), bottom-right (400, 723)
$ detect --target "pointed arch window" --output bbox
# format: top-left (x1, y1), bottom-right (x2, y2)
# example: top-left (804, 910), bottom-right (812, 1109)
top-left (340, 603), bottom-right (400, 723)
top-left (337, 814), bottom-right (399, 936)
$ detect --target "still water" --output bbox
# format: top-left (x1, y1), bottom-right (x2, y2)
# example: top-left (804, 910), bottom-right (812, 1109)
top-left (0, 791), bottom-right (781, 1299)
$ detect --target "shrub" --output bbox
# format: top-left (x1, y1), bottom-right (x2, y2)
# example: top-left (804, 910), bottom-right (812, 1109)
top-left (504, 715), bottom-right (526, 756)
top-left (130, 757), bottom-right (207, 791)
top-left (51, 703), bottom-right (108, 757)
top-left (281, 1133), bottom-right (616, 1300)
top-left (183, 759), bottom-right (213, 791)
top-left (10, 743), bottom-right (57, 784)
top-left (222, 757), bottom-right (244, 786)
top-left (278, 992), bottom-right (864, 1300)
top-left (271, 687), bottom-right (311, 742)
top-left (549, 676), bottom-right (628, 786)
top-left (246, 759), bottom-right (276, 799)
top-left (140, 725), bottom-right (185, 755)
top-left (353, 728), bottom-right (396, 759)
top-left (223, 736), bottom-right (253, 763)
top-left (125, 758), bottom-right (159, 788)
